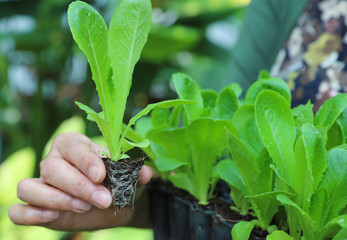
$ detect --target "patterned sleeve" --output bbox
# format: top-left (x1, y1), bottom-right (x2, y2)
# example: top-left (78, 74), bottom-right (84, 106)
top-left (271, 0), bottom-right (347, 110)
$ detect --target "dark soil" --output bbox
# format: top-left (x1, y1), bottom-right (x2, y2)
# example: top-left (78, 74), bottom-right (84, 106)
top-left (213, 198), bottom-right (253, 223)
top-left (102, 157), bottom-right (144, 213)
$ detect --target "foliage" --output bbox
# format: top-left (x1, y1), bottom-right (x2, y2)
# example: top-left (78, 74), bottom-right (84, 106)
top-left (68, 0), bottom-right (191, 161)
top-left (0, 0), bottom-right (246, 170)
top-left (222, 73), bottom-right (347, 239)
top-left (133, 73), bottom-right (238, 204)
top-left (227, 0), bottom-right (309, 91)
top-left (217, 74), bottom-right (294, 233)
top-left (137, 70), bottom-right (347, 239)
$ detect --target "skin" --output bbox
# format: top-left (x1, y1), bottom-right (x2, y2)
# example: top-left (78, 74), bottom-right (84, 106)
top-left (8, 132), bottom-right (153, 231)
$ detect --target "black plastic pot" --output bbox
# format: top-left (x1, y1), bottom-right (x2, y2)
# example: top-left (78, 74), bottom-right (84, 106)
top-left (212, 215), bottom-right (235, 240)
top-left (168, 194), bottom-right (191, 240)
top-left (189, 203), bottom-right (214, 240)
top-left (147, 180), bottom-right (267, 240)
top-left (147, 181), bottom-right (170, 240)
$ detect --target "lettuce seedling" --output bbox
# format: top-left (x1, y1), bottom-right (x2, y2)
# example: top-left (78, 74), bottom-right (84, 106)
top-left (67, 0), bottom-right (192, 211)
top-left (218, 74), bottom-right (347, 239)
top-left (139, 73), bottom-right (239, 204)
top-left (68, 0), bottom-right (190, 161)
top-left (255, 89), bottom-right (347, 239)
top-left (217, 76), bottom-right (294, 237)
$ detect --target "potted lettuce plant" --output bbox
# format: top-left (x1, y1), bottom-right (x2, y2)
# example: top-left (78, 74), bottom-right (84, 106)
top-left (138, 71), bottom-right (347, 239)
top-left (67, 0), bottom-right (190, 212)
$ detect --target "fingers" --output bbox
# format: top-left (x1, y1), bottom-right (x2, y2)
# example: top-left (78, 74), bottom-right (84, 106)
top-left (17, 178), bottom-right (91, 213)
top-left (9, 203), bottom-right (133, 230)
top-left (48, 132), bottom-right (106, 184)
top-left (138, 165), bottom-right (153, 187)
top-left (9, 204), bottom-right (59, 226)
top-left (40, 157), bottom-right (112, 209)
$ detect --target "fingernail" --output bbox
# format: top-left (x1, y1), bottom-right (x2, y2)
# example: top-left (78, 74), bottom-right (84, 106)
top-left (88, 165), bottom-right (101, 183)
top-left (71, 199), bottom-right (92, 213)
top-left (42, 210), bottom-right (59, 221)
top-left (92, 190), bottom-right (112, 209)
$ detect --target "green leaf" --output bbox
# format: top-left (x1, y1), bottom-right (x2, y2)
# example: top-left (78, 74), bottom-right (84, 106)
top-left (232, 104), bottom-right (255, 132)
top-left (215, 85), bottom-right (239, 121)
top-left (119, 99), bottom-right (195, 158)
top-left (292, 100), bottom-right (314, 138)
top-left (134, 117), bottom-right (152, 139)
top-left (216, 159), bottom-right (251, 215)
top-left (292, 123), bottom-right (327, 211)
top-left (326, 121), bottom-right (344, 150)
top-left (227, 0), bottom-right (309, 90)
top-left (319, 148), bottom-right (347, 224)
top-left (242, 116), bottom-right (264, 157)
top-left (75, 101), bottom-right (115, 155)
top-left (292, 101), bottom-right (314, 124)
top-left (227, 131), bottom-right (259, 195)
top-left (310, 187), bottom-right (329, 229)
top-left (150, 108), bottom-right (170, 129)
top-left (231, 221), bottom-right (255, 240)
top-left (266, 230), bottom-right (294, 240)
top-left (247, 191), bottom-right (285, 229)
top-left (229, 187), bottom-right (251, 216)
top-left (227, 83), bottom-right (242, 98)
top-left (246, 78), bottom-right (291, 105)
top-left (255, 90), bottom-right (295, 184)
top-left (255, 148), bottom-right (274, 194)
top-left (172, 73), bottom-right (204, 123)
top-left (332, 228), bottom-right (347, 240)
top-left (277, 194), bottom-right (315, 236)
top-left (169, 105), bottom-right (183, 127)
top-left (201, 89), bottom-right (218, 109)
top-left (68, 1), bottom-right (113, 115)
top-left (232, 104), bottom-right (264, 156)
top-left (187, 118), bottom-right (231, 203)
top-left (217, 159), bottom-right (247, 194)
top-left (315, 94), bottom-right (347, 129)
top-left (108, 0), bottom-right (152, 160)
top-left (155, 156), bottom-right (188, 172)
top-left (318, 215), bottom-right (347, 240)
top-left (129, 99), bottom-right (195, 129)
top-left (168, 173), bottom-right (196, 200)
top-left (292, 135), bottom-right (314, 211)
top-left (258, 69), bottom-right (271, 79)
top-left (149, 128), bottom-right (190, 167)
top-left (120, 138), bottom-right (150, 155)
top-left (337, 108), bottom-right (347, 144)
top-left (306, 124), bottom-right (328, 191)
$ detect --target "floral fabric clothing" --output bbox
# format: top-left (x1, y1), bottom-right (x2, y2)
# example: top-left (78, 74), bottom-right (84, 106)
top-left (271, 0), bottom-right (347, 110)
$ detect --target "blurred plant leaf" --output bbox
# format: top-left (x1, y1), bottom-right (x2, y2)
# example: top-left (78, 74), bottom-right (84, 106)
top-left (0, 148), bottom-right (35, 206)
top-left (227, 0), bottom-right (309, 90)
top-left (142, 25), bottom-right (201, 63)
top-left (164, 0), bottom-right (250, 19)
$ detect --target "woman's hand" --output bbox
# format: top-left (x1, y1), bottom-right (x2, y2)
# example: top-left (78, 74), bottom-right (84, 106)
top-left (8, 132), bottom-right (152, 231)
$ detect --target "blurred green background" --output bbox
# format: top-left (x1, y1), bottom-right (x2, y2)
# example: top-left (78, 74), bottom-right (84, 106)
top-left (0, 0), bottom-right (250, 239)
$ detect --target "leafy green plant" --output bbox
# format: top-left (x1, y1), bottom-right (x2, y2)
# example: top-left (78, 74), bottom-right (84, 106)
top-left (136, 73), bottom-right (239, 204)
top-left (210, 73), bottom-right (347, 239)
top-left (225, 78), bottom-right (347, 239)
top-left (218, 75), bottom-right (294, 234)
top-left (261, 93), bottom-right (347, 240)
top-left (67, 0), bottom-right (191, 161)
